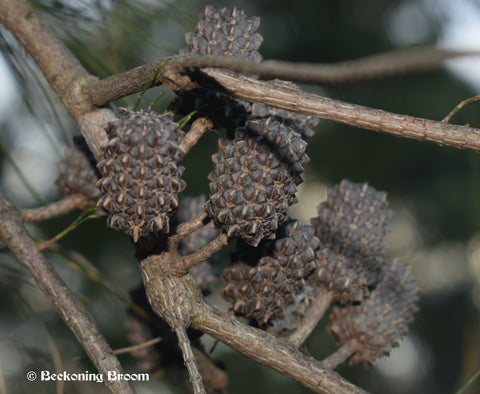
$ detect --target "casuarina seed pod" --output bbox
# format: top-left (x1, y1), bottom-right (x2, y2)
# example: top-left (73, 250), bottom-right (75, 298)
top-left (204, 117), bottom-right (309, 246)
top-left (181, 5), bottom-right (263, 63)
top-left (97, 109), bottom-right (186, 242)
top-left (222, 219), bottom-right (319, 325)
top-left (310, 179), bottom-right (391, 303)
top-left (327, 260), bottom-right (419, 366)
top-left (313, 247), bottom-right (383, 304)
top-left (311, 179), bottom-right (391, 258)
top-left (54, 140), bottom-right (101, 207)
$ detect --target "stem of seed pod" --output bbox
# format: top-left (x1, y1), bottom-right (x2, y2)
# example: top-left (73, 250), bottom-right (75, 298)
top-left (177, 233), bottom-right (228, 275)
top-left (321, 340), bottom-right (358, 370)
top-left (20, 195), bottom-right (91, 222)
top-left (168, 212), bottom-right (209, 252)
top-left (289, 291), bottom-right (334, 348)
top-left (179, 117), bottom-right (214, 155)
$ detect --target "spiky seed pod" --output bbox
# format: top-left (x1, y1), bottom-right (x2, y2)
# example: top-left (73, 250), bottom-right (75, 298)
top-left (313, 247), bottom-right (383, 304)
top-left (327, 260), bottom-right (419, 366)
top-left (181, 5), bottom-right (263, 63)
top-left (172, 195), bottom-right (220, 294)
top-left (311, 179), bottom-right (391, 258)
top-left (177, 6), bottom-right (263, 131)
top-left (54, 143), bottom-right (101, 206)
top-left (97, 109), bottom-right (186, 242)
top-left (205, 117), bottom-right (309, 246)
top-left (222, 219), bottom-right (319, 325)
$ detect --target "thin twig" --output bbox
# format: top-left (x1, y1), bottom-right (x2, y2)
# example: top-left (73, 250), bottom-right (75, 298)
top-left (20, 195), bottom-right (90, 222)
top-left (457, 367), bottom-right (480, 394)
top-left (179, 117), bottom-right (214, 154)
top-left (37, 206), bottom-right (100, 252)
top-left (0, 192), bottom-right (135, 394)
top-left (320, 340), bottom-right (358, 370)
top-left (113, 337), bottom-right (162, 355)
top-left (46, 333), bottom-right (64, 394)
top-left (443, 94), bottom-right (480, 123)
top-left (289, 291), bottom-right (334, 348)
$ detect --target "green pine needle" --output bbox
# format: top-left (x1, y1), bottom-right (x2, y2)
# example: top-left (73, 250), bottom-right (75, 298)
top-left (457, 368), bottom-right (480, 394)
top-left (133, 62), bottom-right (164, 111)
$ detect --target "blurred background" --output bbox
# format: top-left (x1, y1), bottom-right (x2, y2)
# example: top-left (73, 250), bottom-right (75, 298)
top-left (1, 0), bottom-right (480, 393)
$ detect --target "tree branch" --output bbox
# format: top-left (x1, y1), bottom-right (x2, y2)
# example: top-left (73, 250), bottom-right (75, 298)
top-left (192, 299), bottom-right (368, 394)
top-left (20, 195), bottom-right (91, 222)
top-left (0, 0), bottom-right (96, 119)
top-left (82, 56), bottom-right (480, 153)
top-left (192, 69), bottom-right (480, 152)
top-left (85, 47), bottom-right (480, 105)
top-left (0, 192), bottom-right (135, 394)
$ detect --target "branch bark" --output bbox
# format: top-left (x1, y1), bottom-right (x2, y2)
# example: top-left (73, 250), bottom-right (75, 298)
top-left (20, 195), bottom-right (90, 222)
top-left (192, 299), bottom-right (368, 394)
top-left (0, 192), bottom-right (135, 394)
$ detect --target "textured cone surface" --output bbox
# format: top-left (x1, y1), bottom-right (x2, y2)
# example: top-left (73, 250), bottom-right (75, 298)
top-left (97, 109), bottom-right (186, 241)
top-left (222, 219), bottom-right (319, 325)
top-left (311, 179), bottom-right (391, 303)
top-left (172, 195), bottom-right (220, 294)
top-left (181, 5), bottom-right (263, 63)
top-left (327, 260), bottom-right (419, 366)
top-left (205, 117), bottom-right (309, 246)
top-left (313, 247), bottom-right (383, 304)
top-left (311, 179), bottom-right (391, 257)
top-left (54, 143), bottom-right (101, 204)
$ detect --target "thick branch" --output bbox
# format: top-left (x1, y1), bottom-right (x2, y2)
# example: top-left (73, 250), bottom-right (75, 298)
top-left (0, 0), bottom-right (96, 119)
top-left (195, 69), bottom-right (480, 152)
top-left (192, 301), bottom-right (368, 394)
top-left (84, 55), bottom-right (480, 153)
top-left (0, 193), bottom-right (135, 394)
